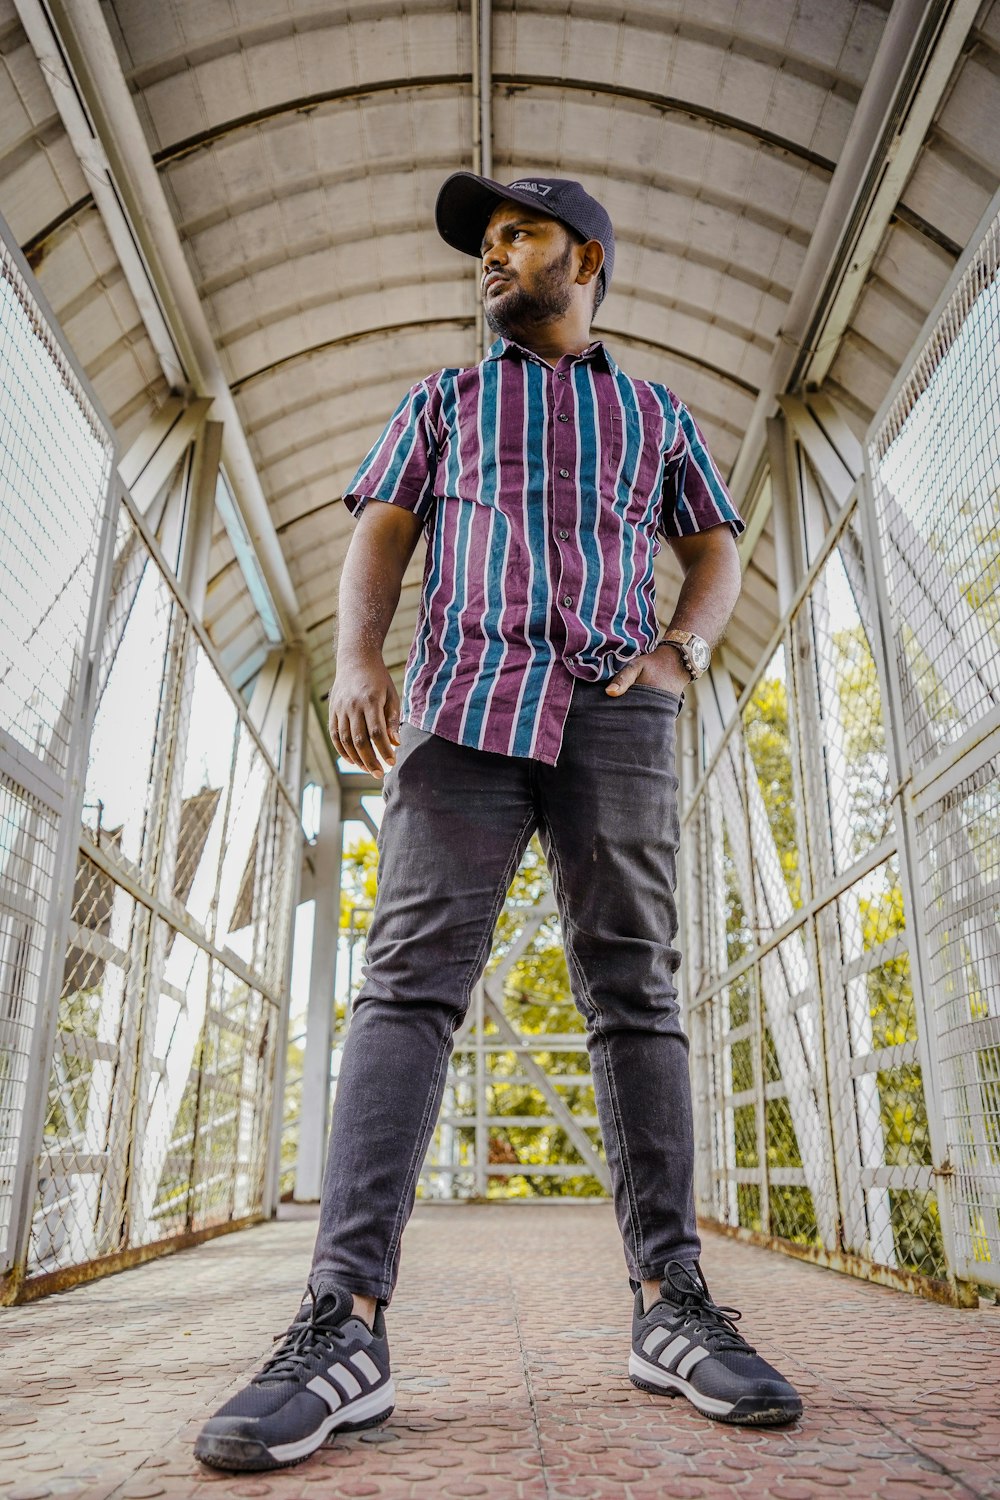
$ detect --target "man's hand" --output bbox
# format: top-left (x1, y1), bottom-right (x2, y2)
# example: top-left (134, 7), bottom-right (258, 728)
top-left (328, 651), bottom-right (401, 778)
top-left (605, 644), bottom-right (690, 698)
top-left (605, 525), bottom-right (741, 700)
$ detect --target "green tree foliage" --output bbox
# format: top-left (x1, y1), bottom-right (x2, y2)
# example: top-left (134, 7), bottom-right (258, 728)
top-left (742, 669), bottom-right (802, 909)
top-left (831, 624), bottom-right (891, 856)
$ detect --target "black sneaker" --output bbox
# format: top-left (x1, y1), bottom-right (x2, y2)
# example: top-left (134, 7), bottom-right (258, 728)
top-left (194, 1283), bottom-right (395, 1472)
top-left (629, 1261), bottom-right (802, 1426)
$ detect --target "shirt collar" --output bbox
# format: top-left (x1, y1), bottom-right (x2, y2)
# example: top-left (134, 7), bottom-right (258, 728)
top-left (486, 337), bottom-right (617, 374)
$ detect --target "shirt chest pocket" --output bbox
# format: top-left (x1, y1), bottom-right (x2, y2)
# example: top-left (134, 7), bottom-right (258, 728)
top-left (599, 405), bottom-right (668, 540)
top-left (599, 403), bottom-right (664, 501)
top-left (601, 405), bottom-right (626, 471)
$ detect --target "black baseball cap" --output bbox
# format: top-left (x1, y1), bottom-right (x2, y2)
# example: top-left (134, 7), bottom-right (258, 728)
top-left (435, 172), bottom-right (615, 300)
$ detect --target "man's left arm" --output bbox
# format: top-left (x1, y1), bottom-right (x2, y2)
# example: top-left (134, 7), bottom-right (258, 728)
top-left (606, 524), bottom-right (741, 696)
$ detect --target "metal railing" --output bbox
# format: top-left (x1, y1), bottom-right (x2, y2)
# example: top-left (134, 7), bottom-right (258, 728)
top-left (27, 501), bottom-right (302, 1289)
top-left (0, 217), bottom-right (302, 1299)
top-left (5, 178), bottom-right (998, 1304)
top-left (298, 842), bottom-right (610, 1203)
top-left (0, 227), bottom-right (116, 1286)
top-left (682, 499), bottom-right (946, 1288)
top-left (683, 191), bottom-right (1000, 1301)
top-left (866, 199), bottom-right (1000, 1290)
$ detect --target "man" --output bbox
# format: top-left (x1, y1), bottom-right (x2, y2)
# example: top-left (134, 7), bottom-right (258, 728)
top-left (195, 174), bottom-right (802, 1475)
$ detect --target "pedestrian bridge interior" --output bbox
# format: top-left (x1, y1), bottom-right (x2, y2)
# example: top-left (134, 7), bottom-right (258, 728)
top-left (1, 0), bottom-right (999, 1495)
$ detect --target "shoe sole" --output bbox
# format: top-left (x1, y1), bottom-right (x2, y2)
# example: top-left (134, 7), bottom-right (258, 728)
top-left (194, 1380), bottom-right (396, 1473)
top-left (628, 1352), bottom-right (801, 1427)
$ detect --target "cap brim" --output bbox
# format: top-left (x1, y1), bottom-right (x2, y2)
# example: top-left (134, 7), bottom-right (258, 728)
top-left (435, 172), bottom-right (555, 259)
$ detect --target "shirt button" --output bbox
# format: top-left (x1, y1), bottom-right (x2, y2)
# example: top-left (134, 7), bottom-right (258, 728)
top-left (557, 372), bottom-right (567, 381)
top-left (562, 595), bottom-right (572, 607)
top-left (558, 529), bottom-right (569, 539)
top-left (559, 467), bottom-right (569, 478)
top-left (558, 412), bottom-right (570, 422)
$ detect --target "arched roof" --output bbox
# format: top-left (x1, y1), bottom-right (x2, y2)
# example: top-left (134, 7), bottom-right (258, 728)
top-left (2, 0), bottom-right (998, 715)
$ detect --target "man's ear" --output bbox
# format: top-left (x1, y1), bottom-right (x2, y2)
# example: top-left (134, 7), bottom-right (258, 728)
top-left (576, 239), bottom-right (604, 290)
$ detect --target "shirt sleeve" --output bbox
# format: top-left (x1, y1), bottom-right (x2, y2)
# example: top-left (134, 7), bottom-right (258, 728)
top-left (343, 379), bottom-right (438, 521)
top-left (660, 396), bottom-right (745, 539)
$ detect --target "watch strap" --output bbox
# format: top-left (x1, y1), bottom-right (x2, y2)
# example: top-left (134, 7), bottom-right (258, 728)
top-left (659, 628), bottom-right (710, 680)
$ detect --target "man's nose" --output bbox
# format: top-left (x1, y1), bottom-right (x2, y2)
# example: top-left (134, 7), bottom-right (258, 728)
top-left (482, 244), bottom-right (506, 272)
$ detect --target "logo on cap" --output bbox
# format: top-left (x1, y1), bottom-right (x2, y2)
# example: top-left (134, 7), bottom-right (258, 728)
top-left (508, 180), bottom-right (552, 196)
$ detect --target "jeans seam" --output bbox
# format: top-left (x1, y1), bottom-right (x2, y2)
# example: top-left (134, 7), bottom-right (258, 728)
top-left (378, 805), bottom-right (536, 1300)
top-left (380, 1022), bottom-right (453, 1300)
top-left (542, 826), bottom-right (647, 1276)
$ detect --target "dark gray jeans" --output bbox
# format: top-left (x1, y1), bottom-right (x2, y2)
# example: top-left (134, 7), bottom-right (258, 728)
top-left (310, 677), bottom-right (701, 1302)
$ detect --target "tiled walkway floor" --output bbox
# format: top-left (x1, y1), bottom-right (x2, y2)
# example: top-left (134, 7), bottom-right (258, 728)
top-left (1, 1204), bottom-right (999, 1499)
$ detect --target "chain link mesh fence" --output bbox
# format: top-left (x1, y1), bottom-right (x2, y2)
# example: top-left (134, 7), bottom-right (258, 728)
top-left (688, 196), bottom-right (1000, 1297)
top-left (27, 502), bottom-right (300, 1282)
top-left (685, 497), bottom-right (948, 1286)
top-left (868, 202), bottom-right (1000, 1288)
top-left (869, 216), bottom-right (1000, 773)
top-left (0, 232), bottom-right (114, 1277)
top-left (0, 217), bottom-right (301, 1291)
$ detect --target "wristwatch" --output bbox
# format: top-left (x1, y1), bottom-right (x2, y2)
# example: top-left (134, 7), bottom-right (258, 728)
top-left (661, 629), bottom-right (711, 680)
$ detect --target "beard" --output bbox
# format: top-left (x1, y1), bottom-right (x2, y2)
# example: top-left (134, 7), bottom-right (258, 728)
top-left (483, 241), bottom-right (574, 338)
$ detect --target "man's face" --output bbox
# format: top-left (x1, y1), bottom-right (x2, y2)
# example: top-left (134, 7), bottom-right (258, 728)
top-left (480, 202), bottom-right (579, 338)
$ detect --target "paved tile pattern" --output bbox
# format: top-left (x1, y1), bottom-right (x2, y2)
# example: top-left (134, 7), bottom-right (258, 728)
top-left (1, 1205), bottom-right (998, 1499)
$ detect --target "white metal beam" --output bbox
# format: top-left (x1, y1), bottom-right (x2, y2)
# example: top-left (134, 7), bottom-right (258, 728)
top-left (248, 649), bottom-right (299, 762)
top-left (778, 396), bottom-right (856, 512)
top-left (481, 982), bottom-right (613, 1192)
top-left (727, 0), bottom-right (981, 510)
top-left (14, 0), bottom-right (303, 645)
top-left (179, 421), bottom-right (225, 615)
top-left (803, 0), bottom-right (984, 389)
top-left (263, 651), bottom-right (309, 1215)
top-left (294, 785), bottom-right (344, 1201)
top-left (766, 414), bottom-right (806, 611)
top-left (472, 0), bottom-right (493, 182)
top-left (805, 394), bottom-right (865, 482)
top-left (118, 396), bottom-right (212, 515)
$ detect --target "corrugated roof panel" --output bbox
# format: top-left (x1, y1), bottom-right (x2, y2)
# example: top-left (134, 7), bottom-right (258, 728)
top-left (4, 0), bottom-right (998, 708)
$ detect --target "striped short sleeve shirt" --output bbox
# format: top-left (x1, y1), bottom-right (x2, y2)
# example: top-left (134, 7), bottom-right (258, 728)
top-left (343, 337), bottom-right (743, 766)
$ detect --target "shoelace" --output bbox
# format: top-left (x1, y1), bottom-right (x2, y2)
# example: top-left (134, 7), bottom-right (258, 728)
top-left (254, 1287), bottom-right (349, 1384)
top-left (660, 1261), bottom-right (757, 1355)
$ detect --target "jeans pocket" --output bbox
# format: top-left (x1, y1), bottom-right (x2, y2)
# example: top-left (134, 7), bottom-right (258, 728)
top-left (629, 684), bottom-right (684, 710)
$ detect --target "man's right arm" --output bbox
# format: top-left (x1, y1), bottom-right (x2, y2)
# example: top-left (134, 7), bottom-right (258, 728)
top-left (329, 499), bottom-right (425, 778)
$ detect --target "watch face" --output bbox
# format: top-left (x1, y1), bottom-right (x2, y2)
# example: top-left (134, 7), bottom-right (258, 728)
top-left (690, 637), bottom-right (711, 672)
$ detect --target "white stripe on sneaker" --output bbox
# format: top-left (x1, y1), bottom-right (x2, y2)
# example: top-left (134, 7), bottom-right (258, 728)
top-left (676, 1346), bottom-right (711, 1379)
top-left (269, 1381), bottom-right (396, 1463)
top-left (657, 1335), bottom-right (690, 1369)
top-left (327, 1362), bottom-right (362, 1399)
top-left (349, 1350), bottom-right (381, 1386)
top-left (306, 1375), bottom-right (343, 1412)
top-left (641, 1328), bottom-right (670, 1356)
top-left (628, 1352), bottom-right (733, 1417)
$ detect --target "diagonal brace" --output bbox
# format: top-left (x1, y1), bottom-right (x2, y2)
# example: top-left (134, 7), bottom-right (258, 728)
top-left (481, 980), bottom-right (612, 1192)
